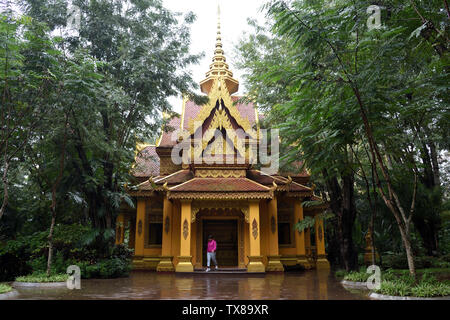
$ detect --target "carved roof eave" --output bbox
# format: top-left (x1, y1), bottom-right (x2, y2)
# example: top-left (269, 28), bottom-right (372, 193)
top-left (304, 205), bottom-right (329, 216)
top-left (282, 191), bottom-right (313, 198)
top-left (127, 190), bottom-right (156, 197)
top-left (167, 191), bottom-right (273, 201)
top-left (153, 169), bottom-right (190, 184)
top-left (276, 186), bottom-right (312, 193)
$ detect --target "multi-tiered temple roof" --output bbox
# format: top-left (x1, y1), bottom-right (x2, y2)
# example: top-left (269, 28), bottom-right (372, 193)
top-left (130, 6), bottom-right (315, 202)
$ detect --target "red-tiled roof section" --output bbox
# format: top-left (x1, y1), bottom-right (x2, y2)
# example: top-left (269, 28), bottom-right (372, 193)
top-left (154, 170), bottom-right (193, 185)
top-left (232, 96), bottom-right (256, 125)
top-left (246, 170), bottom-right (288, 185)
top-left (182, 100), bottom-right (202, 130)
top-left (159, 116), bottom-right (180, 147)
top-left (133, 145), bottom-right (160, 178)
top-left (170, 178), bottom-right (270, 192)
top-left (288, 182), bottom-right (312, 192)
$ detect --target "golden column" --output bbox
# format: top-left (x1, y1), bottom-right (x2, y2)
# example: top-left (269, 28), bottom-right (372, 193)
top-left (314, 215), bottom-right (330, 269)
top-left (294, 199), bottom-right (310, 268)
top-left (266, 197), bottom-right (284, 272)
top-left (176, 199), bottom-right (194, 272)
top-left (157, 196), bottom-right (175, 272)
top-left (247, 200), bottom-right (265, 273)
top-left (304, 227), bottom-right (313, 266)
top-left (115, 213), bottom-right (125, 245)
top-left (133, 198), bottom-right (146, 269)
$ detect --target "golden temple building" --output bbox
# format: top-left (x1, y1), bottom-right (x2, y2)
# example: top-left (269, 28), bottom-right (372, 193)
top-left (116, 7), bottom-right (330, 273)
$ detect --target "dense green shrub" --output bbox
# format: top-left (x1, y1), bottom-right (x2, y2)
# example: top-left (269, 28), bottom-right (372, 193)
top-left (15, 273), bottom-right (69, 283)
top-left (409, 282), bottom-right (450, 297)
top-left (78, 257), bottom-right (132, 279)
top-left (338, 267), bottom-right (450, 297)
top-left (373, 268), bottom-right (450, 297)
top-left (376, 279), bottom-right (450, 297)
top-left (377, 280), bottom-right (412, 296)
top-left (0, 284), bottom-right (12, 294)
top-left (0, 224), bottom-right (133, 280)
top-left (344, 271), bottom-right (369, 282)
top-left (381, 253), bottom-right (450, 269)
top-left (334, 270), bottom-right (347, 278)
top-left (0, 252), bottom-right (32, 282)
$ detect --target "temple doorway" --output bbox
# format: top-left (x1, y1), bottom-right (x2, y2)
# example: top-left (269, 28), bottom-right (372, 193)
top-left (202, 219), bottom-right (238, 267)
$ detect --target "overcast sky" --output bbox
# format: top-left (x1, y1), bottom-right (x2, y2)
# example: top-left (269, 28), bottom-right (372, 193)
top-left (162, 0), bottom-right (266, 113)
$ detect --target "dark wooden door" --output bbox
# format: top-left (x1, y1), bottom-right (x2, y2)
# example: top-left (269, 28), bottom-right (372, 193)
top-left (202, 220), bottom-right (238, 267)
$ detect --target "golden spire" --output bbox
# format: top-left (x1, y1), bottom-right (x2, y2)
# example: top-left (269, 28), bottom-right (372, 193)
top-left (199, 2), bottom-right (239, 95)
top-left (215, 4), bottom-right (223, 56)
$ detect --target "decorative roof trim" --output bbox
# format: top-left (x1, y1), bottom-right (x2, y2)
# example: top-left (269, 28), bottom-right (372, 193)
top-left (128, 190), bottom-right (156, 197)
top-left (154, 169), bottom-right (190, 184)
top-left (243, 177), bottom-right (271, 191)
top-left (168, 177), bottom-right (271, 192)
top-left (252, 169), bottom-right (290, 184)
top-left (167, 191), bottom-right (273, 200)
top-left (188, 78), bottom-right (256, 139)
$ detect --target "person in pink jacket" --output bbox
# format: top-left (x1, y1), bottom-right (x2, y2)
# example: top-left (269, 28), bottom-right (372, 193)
top-left (206, 234), bottom-right (218, 272)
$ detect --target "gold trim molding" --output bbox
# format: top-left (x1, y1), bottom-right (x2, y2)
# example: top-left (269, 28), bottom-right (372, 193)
top-left (190, 200), bottom-right (249, 223)
top-left (195, 169), bottom-right (246, 178)
top-left (168, 191), bottom-right (272, 201)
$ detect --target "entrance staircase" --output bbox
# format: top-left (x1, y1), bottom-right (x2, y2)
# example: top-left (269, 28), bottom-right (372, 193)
top-left (193, 267), bottom-right (247, 274)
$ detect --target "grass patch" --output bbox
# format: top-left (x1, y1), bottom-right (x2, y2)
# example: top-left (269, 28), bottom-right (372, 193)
top-left (337, 267), bottom-right (450, 297)
top-left (0, 284), bottom-right (12, 294)
top-left (375, 269), bottom-right (450, 297)
top-left (375, 279), bottom-right (450, 297)
top-left (15, 273), bottom-right (68, 283)
top-left (339, 267), bottom-right (371, 282)
top-left (343, 271), bottom-right (370, 282)
top-left (334, 270), bottom-right (347, 278)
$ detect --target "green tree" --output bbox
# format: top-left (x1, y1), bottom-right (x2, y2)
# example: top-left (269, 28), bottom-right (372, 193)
top-left (18, 0), bottom-right (205, 252)
top-left (237, 0), bottom-right (449, 277)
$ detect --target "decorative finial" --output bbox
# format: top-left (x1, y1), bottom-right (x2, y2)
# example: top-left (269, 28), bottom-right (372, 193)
top-left (271, 181), bottom-right (278, 191)
top-left (198, 1), bottom-right (239, 95)
top-left (216, 2), bottom-right (222, 52)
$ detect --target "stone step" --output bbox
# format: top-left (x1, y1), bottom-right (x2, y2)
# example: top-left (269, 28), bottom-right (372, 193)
top-left (194, 268), bottom-right (247, 273)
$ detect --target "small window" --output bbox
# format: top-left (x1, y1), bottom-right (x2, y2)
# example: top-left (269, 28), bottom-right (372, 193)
top-left (278, 223), bottom-right (291, 245)
top-left (148, 223), bottom-right (163, 246)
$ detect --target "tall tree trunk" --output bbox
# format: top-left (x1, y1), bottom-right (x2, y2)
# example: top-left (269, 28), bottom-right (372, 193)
top-left (428, 140), bottom-right (441, 186)
top-left (0, 159), bottom-right (9, 219)
top-left (46, 117), bottom-right (68, 276)
top-left (413, 215), bottom-right (438, 255)
top-left (414, 135), bottom-right (441, 255)
top-left (323, 169), bottom-right (358, 271)
top-left (46, 206), bottom-right (57, 276)
top-left (340, 172), bottom-right (358, 270)
top-left (352, 86), bottom-right (417, 278)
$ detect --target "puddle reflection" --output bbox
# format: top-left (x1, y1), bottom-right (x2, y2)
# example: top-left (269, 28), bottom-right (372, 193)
top-left (10, 270), bottom-right (369, 300)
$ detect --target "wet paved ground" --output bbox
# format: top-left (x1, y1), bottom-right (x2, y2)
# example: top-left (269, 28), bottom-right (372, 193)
top-left (9, 270), bottom-right (370, 300)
